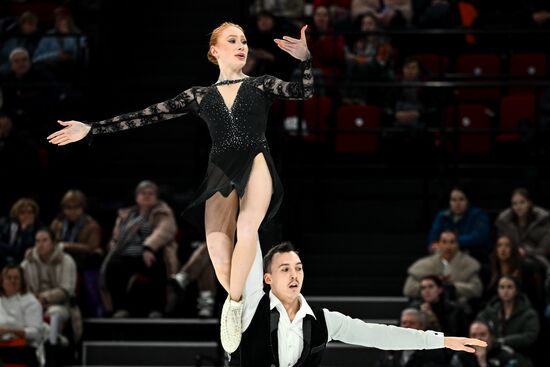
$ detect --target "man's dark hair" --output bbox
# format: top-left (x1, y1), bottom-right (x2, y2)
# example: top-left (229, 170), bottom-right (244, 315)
top-left (420, 274), bottom-right (444, 288)
top-left (439, 229), bottom-right (458, 241)
top-left (263, 242), bottom-right (298, 273)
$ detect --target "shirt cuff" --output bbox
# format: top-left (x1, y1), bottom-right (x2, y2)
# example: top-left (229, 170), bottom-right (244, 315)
top-left (424, 330), bottom-right (445, 349)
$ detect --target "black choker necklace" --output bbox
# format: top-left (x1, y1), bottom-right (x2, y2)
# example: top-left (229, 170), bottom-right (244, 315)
top-left (214, 77), bottom-right (249, 86)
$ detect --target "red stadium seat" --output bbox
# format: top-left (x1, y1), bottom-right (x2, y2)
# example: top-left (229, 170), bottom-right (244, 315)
top-left (496, 94), bottom-right (536, 142)
top-left (446, 104), bottom-right (492, 154)
top-left (412, 54), bottom-right (449, 77)
top-left (455, 53), bottom-right (501, 102)
top-left (509, 53), bottom-right (547, 95)
top-left (284, 96), bottom-right (332, 142)
top-left (335, 104), bottom-right (382, 153)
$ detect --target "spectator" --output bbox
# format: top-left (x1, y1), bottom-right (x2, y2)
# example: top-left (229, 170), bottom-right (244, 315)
top-left (414, 0), bottom-right (458, 28)
top-left (307, 6), bottom-right (346, 76)
top-left (247, 10), bottom-right (295, 78)
top-left (450, 320), bottom-right (529, 367)
top-left (351, 0), bottom-right (412, 26)
top-left (51, 189), bottom-right (103, 316)
top-left (0, 265), bottom-right (44, 367)
top-left (101, 180), bottom-right (178, 318)
top-left (33, 7), bottom-right (87, 80)
top-left (343, 12), bottom-right (393, 104)
top-left (375, 308), bottom-right (448, 367)
top-left (0, 48), bottom-right (59, 138)
top-left (21, 228), bottom-right (80, 346)
top-left (410, 275), bottom-right (468, 336)
top-left (486, 235), bottom-right (545, 312)
top-left (313, 0), bottom-right (352, 26)
top-left (404, 230), bottom-right (483, 302)
top-left (251, 0), bottom-right (305, 20)
top-left (0, 12), bottom-right (41, 70)
top-left (351, 0), bottom-right (380, 20)
top-left (166, 241), bottom-right (216, 318)
top-left (476, 276), bottom-right (539, 356)
top-left (0, 198), bottom-right (42, 269)
top-left (495, 188), bottom-right (550, 266)
top-left (428, 187), bottom-right (491, 262)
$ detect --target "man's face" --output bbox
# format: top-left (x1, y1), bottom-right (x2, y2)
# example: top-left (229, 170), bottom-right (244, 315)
top-left (420, 279), bottom-right (443, 303)
top-left (135, 188), bottom-right (158, 209)
top-left (449, 190), bottom-right (468, 216)
top-left (264, 251), bottom-right (304, 304)
top-left (10, 51), bottom-right (31, 76)
top-left (498, 278), bottom-right (517, 303)
top-left (438, 232), bottom-right (458, 261)
top-left (257, 15), bottom-right (274, 32)
top-left (400, 313), bottom-right (422, 330)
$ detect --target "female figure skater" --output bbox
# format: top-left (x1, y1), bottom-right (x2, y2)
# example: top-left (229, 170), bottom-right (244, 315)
top-left (47, 22), bottom-right (312, 353)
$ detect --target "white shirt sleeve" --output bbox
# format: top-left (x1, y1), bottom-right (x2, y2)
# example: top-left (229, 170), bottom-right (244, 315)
top-left (22, 294), bottom-right (44, 342)
top-left (242, 237), bottom-right (265, 332)
top-left (323, 309), bottom-right (444, 350)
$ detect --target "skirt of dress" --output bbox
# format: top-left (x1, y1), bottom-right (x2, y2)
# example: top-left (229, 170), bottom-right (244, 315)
top-left (181, 143), bottom-right (283, 235)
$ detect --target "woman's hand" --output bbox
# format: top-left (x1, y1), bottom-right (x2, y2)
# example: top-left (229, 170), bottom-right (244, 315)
top-left (444, 337), bottom-right (487, 353)
top-left (274, 25), bottom-right (310, 61)
top-left (47, 120), bottom-right (91, 146)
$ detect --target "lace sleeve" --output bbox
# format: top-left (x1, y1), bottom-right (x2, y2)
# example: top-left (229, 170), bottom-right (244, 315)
top-left (89, 87), bottom-right (199, 135)
top-left (260, 57), bottom-right (313, 100)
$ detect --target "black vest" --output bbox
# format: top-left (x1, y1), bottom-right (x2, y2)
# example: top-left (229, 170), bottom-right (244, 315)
top-left (239, 293), bottom-right (328, 367)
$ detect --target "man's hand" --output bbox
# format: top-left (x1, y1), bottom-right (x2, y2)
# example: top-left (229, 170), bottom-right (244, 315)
top-left (444, 337), bottom-right (487, 353)
top-left (143, 250), bottom-right (156, 267)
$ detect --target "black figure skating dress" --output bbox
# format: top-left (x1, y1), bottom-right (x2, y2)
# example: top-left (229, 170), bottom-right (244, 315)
top-left (87, 58), bottom-right (313, 228)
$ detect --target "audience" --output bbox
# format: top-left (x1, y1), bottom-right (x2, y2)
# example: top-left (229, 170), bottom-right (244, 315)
top-left (166, 241), bottom-right (216, 318)
top-left (450, 320), bottom-right (529, 367)
top-left (101, 180), bottom-right (178, 318)
top-left (51, 189), bottom-right (103, 317)
top-left (250, 0), bottom-right (305, 21)
top-left (375, 308), bottom-right (447, 367)
top-left (21, 228), bottom-right (79, 346)
top-left (0, 265), bottom-right (44, 367)
top-left (476, 276), bottom-right (539, 357)
top-left (308, 5), bottom-right (346, 75)
top-left (428, 187), bottom-right (491, 262)
top-left (409, 275), bottom-right (468, 336)
top-left (404, 230), bottom-right (483, 303)
top-left (495, 188), bottom-right (550, 266)
top-left (0, 198), bottom-right (42, 269)
top-left (0, 12), bottom-right (41, 71)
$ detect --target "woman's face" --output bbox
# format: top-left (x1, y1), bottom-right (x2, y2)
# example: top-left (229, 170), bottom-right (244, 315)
top-left (2, 268), bottom-right (21, 297)
top-left (55, 17), bottom-right (70, 33)
top-left (361, 15), bottom-right (377, 32)
top-left (35, 231), bottom-right (55, 260)
top-left (497, 277), bottom-right (517, 302)
top-left (313, 7), bottom-right (330, 31)
top-left (496, 237), bottom-right (512, 261)
top-left (449, 190), bottom-right (468, 216)
top-left (210, 26), bottom-right (248, 69)
top-left (17, 205), bottom-right (35, 227)
top-left (63, 203), bottom-right (84, 222)
top-left (511, 193), bottom-right (531, 219)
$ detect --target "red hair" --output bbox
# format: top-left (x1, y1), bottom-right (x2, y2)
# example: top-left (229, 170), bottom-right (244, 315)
top-left (207, 22), bottom-right (245, 65)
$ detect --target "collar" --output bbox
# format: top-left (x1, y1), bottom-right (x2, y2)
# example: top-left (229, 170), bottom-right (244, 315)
top-left (269, 290), bottom-right (316, 320)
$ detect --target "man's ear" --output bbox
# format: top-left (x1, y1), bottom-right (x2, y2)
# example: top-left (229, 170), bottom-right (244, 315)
top-left (264, 273), bottom-right (272, 284)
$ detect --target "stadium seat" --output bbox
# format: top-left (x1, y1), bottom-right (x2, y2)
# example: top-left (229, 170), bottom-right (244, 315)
top-left (412, 53), bottom-right (449, 77)
top-left (335, 104), bottom-right (382, 153)
top-left (455, 53), bottom-right (501, 102)
top-left (509, 53), bottom-right (547, 95)
top-left (284, 96), bottom-right (332, 142)
top-left (496, 94), bottom-right (536, 142)
top-left (445, 104), bottom-right (492, 154)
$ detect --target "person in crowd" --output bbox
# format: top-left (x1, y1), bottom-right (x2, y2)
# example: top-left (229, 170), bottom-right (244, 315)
top-left (313, 0), bottom-right (352, 26)
top-left (495, 188), bottom-right (550, 266)
top-left (413, 0), bottom-right (459, 28)
top-left (166, 241), bottom-right (216, 318)
top-left (476, 276), bottom-right (539, 356)
top-left (410, 275), bottom-right (468, 336)
top-left (32, 7), bottom-right (87, 79)
top-left (0, 198), bottom-right (42, 269)
top-left (101, 180), bottom-right (178, 318)
top-left (51, 189), bottom-right (103, 316)
top-left (351, 0), bottom-right (413, 26)
top-left (0, 12), bottom-right (41, 70)
top-left (428, 187), bottom-right (491, 262)
top-left (404, 230), bottom-right (483, 303)
top-left (376, 308), bottom-right (448, 367)
top-left (307, 6), bottom-right (346, 75)
top-left (0, 47), bottom-right (59, 138)
top-left (21, 228), bottom-right (79, 346)
top-left (450, 320), bottom-right (529, 367)
top-left (0, 265), bottom-right (44, 367)
top-left (250, 0), bottom-right (305, 21)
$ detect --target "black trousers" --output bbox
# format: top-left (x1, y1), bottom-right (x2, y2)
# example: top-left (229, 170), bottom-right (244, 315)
top-left (104, 252), bottom-right (166, 316)
top-left (0, 346), bottom-right (39, 367)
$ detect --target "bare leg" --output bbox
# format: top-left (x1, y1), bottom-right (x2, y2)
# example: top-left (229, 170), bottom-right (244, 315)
top-left (205, 191), bottom-right (238, 294)
top-left (229, 153), bottom-right (272, 301)
top-left (181, 242), bottom-right (210, 280)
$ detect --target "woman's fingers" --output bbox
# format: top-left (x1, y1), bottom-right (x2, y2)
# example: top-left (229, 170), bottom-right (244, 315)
top-left (282, 36), bottom-right (300, 43)
top-left (57, 120), bottom-right (71, 126)
top-left (300, 25), bottom-right (308, 40)
top-left (47, 130), bottom-right (65, 140)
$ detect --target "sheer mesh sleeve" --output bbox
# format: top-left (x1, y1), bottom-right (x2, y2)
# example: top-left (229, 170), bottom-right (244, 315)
top-left (89, 87), bottom-right (199, 135)
top-left (259, 57), bottom-right (313, 100)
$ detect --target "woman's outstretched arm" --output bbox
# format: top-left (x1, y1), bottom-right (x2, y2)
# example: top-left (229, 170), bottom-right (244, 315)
top-left (48, 87), bottom-right (199, 145)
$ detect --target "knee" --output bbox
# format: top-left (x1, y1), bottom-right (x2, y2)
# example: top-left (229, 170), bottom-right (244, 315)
top-left (236, 219), bottom-right (259, 241)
